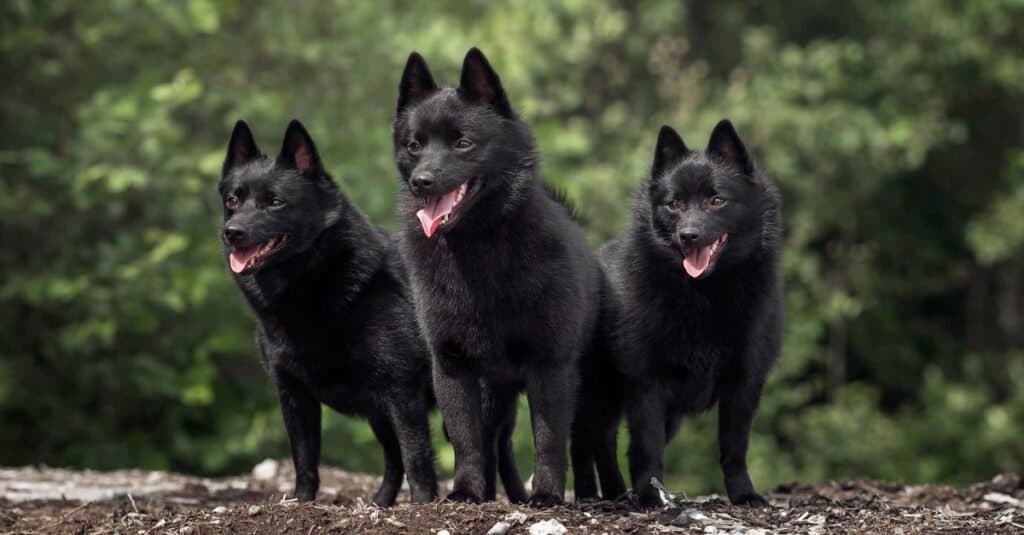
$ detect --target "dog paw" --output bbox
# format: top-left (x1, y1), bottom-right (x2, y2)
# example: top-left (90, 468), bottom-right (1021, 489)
top-left (445, 489), bottom-right (482, 503)
top-left (505, 488), bottom-right (530, 504)
top-left (371, 490), bottom-right (398, 507)
top-left (636, 487), bottom-right (664, 509)
top-left (294, 486), bottom-right (317, 502)
top-left (408, 489), bottom-right (438, 504)
top-left (730, 492), bottom-right (770, 507)
top-left (528, 492), bottom-right (563, 508)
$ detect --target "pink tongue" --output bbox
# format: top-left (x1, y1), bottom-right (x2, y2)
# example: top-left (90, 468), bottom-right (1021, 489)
top-left (683, 245), bottom-right (714, 278)
top-left (229, 246), bottom-right (260, 274)
top-left (415, 189), bottom-right (460, 238)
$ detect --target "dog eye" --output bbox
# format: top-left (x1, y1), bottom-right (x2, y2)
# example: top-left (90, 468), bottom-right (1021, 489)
top-left (225, 195), bottom-right (240, 210)
top-left (710, 196), bottom-right (727, 207)
top-left (269, 198), bottom-right (286, 209)
top-left (454, 138), bottom-right (473, 150)
top-left (407, 140), bottom-right (422, 154)
top-left (666, 199), bottom-right (683, 212)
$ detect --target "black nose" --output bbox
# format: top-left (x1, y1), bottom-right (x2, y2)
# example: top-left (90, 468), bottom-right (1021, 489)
top-left (223, 226), bottom-right (246, 245)
top-left (411, 171), bottom-right (434, 189)
top-left (679, 230), bottom-right (700, 243)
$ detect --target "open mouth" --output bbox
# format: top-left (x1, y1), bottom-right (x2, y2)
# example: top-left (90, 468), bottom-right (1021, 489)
top-left (681, 233), bottom-right (728, 279)
top-left (415, 178), bottom-right (478, 238)
top-left (228, 235), bottom-right (288, 275)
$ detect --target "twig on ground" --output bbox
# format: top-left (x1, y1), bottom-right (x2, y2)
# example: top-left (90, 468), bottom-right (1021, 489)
top-left (45, 500), bottom-right (91, 529)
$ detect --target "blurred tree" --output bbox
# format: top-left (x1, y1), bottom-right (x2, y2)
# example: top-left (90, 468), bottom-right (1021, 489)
top-left (1, 0), bottom-right (1022, 494)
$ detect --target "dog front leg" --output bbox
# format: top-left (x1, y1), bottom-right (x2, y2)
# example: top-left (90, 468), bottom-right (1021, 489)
top-left (525, 363), bottom-right (577, 506)
top-left (433, 361), bottom-right (485, 502)
top-left (276, 373), bottom-right (321, 502)
top-left (388, 396), bottom-right (439, 503)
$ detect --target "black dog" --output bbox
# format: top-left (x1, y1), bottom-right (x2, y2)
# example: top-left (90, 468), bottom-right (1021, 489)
top-left (392, 48), bottom-right (602, 506)
top-left (596, 121), bottom-right (782, 507)
top-left (219, 120), bottom-right (438, 506)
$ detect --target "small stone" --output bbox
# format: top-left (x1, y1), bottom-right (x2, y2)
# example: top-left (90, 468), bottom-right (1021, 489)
top-left (385, 518), bottom-right (406, 528)
top-left (984, 492), bottom-right (1022, 507)
top-left (437, 530), bottom-right (452, 535)
top-left (247, 505), bottom-right (261, 516)
top-left (668, 509), bottom-right (706, 527)
top-left (528, 519), bottom-right (567, 535)
top-left (487, 521), bottom-right (512, 535)
top-left (251, 458), bottom-right (279, 481)
top-left (505, 510), bottom-right (529, 525)
top-left (212, 506), bottom-right (228, 515)
top-left (650, 477), bottom-right (676, 505)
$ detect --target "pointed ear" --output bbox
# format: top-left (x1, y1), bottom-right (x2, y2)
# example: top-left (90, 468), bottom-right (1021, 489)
top-left (652, 125), bottom-right (690, 178)
top-left (707, 119), bottom-right (754, 175)
top-left (458, 47), bottom-right (512, 117)
top-left (278, 119), bottom-right (323, 176)
top-left (397, 52), bottom-right (438, 114)
top-left (222, 120), bottom-right (260, 177)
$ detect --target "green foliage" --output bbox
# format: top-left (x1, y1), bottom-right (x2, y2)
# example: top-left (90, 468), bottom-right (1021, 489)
top-left (2, 0), bottom-right (1023, 495)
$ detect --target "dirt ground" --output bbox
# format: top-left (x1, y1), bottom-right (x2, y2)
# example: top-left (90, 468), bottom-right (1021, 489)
top-left (1, 461), bottom-right (1022, 534)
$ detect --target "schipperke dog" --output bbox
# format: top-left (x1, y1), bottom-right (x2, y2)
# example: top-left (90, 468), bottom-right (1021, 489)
top-left (596, 121), bottom-right (782, 508)
top-left (219, 119), bottom-right (438, 506)
top-left (392, 48), bottom-right (603, 506)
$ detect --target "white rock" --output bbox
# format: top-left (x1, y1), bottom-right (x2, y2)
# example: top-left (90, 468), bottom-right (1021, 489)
top-left (247, 505), bottom-right (261, 516)
top-left (985, 492), bottom-right (1022, 507)
top-left (505, 510), bottom-right (529, 524)
top-left (211, 506), bottom-right (228, 515)
top-left (668, 509), bottom-right (706, 527)
top-left (487, 521), bottom-right (512, 535)
top-left (650, 476), bottom-right (676, 505)
top-left (251, 459), bottom-right (279, 481)
top-left (437, 530), bottom-right (452, 535)
top-left (528, 519), bottom-right (567, 535)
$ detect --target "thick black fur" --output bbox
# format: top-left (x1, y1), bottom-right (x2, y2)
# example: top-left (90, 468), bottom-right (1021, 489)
top-left (587, 121), bottom-right (782, 508)
top-left (219, 120), bottom-right (438, 506)
top-left (392, 48), bottom-right (603, 506)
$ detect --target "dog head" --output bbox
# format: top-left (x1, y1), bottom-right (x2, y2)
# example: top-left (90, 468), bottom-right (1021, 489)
top-left (218, 120), bottom-right (339, 276)
top-left (645, 120), bottom-right (772, 279)
top-left (393, 47), bottom-right (536, 238)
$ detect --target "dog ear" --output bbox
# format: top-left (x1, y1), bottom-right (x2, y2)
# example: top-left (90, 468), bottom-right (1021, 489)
top-left (397, 52), bottom-right (438, 115)
top-left (458, 47), bottom-right (513, 117)
top-left (652, 125), bottom-right (690, 178)
top-left (707, 119), bottom-right (754, 175)
top-left (278, 119), bottom-right (324, 177)
top-left (222, 120), bottom-right (261, 178)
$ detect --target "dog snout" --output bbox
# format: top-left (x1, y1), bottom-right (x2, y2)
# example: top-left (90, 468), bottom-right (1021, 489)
top-left (410, 171), bottom-right (435, 190)
top-left (222, 225), bottom-right (247, 245)
top-left (679, 228), bottom-right (701, 244)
